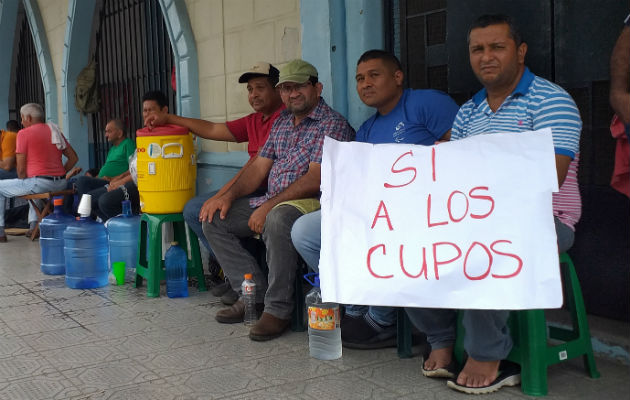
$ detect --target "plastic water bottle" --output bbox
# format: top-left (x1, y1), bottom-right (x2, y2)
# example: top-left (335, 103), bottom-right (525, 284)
top-left (40, 197), bottom-right (74, 275)
top-left (305, 274), bottom-right (341, 360)
top-left (105, 200), bottom-right (140, 281)
top-left (165, 242), bottom-right (188, 298)
top-left (64, 194), bottom-right (109, 289)
top-left (242, 273), bottom-right (257, 326)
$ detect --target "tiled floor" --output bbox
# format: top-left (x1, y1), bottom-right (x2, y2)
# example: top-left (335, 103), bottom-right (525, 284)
top-left (1, 237), bottom-right (628, 399)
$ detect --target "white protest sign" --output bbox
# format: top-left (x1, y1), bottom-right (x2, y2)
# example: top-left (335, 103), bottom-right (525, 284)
top-left (319, 128), bottom-right (562, 310)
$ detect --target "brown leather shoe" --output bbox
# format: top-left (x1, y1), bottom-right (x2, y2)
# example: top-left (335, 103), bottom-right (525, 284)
top-left (0, 235), bottom-right (7, 243)
top-left (215, 300), bottom-right (264, 324)
top-left (249, 312), bottom-right (290, 341)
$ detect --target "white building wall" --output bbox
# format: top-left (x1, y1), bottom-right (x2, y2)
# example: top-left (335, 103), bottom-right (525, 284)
top-left (29, 0), bottom-right (300, 151)
top-left (184, 0), bottom-right (301, 154)
top-left (36, 0), bottom-right (68, 128)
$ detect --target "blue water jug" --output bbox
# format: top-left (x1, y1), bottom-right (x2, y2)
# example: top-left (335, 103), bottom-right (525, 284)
top-left (164, 242), bottom-right (189, 298)
top-left (64, 217), bottom-right (109, 289)
top-left (105, 200), bottom-right (140, 281)
top-left (40, 197), bottom-right (75, 275)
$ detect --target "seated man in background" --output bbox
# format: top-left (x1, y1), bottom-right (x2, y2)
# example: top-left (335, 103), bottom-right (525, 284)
top-left (0, 103), bottom-right (78, 242)
top-left (0, 120), bottom-right (20, 180)
top-left (75, 119), bottom-right (135, 196)
top-left (203, 60), bottom-right (355, 341)
top-left (291, 50), bottom-right (459, 349)
top-left (72, 119), bottom-right (135, 215)
top-left (144, 62), bottom-right (284, 302)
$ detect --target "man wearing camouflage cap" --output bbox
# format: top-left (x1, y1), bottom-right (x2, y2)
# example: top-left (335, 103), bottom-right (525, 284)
top-left (203, 59), bottom-right (355, 341)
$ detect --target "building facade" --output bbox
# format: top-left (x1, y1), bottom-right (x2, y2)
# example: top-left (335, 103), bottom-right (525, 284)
top-left (1, 0), bottom-right (627, 320)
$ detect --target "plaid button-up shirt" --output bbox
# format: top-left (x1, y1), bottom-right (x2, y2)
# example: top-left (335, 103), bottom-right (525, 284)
top-left (250, 98), bottom-right (355, 208)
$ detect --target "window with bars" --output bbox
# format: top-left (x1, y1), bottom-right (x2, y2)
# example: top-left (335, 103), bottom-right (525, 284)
top-left (10, 3), bottom-right (45, 123)
top-left (89, 0), bottom-right (176, 169)
top-left (399, 0), bottom-right (448, 92)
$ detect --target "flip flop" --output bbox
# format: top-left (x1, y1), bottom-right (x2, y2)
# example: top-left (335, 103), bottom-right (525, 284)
top-left (446, 361), bottom-right (521, 394)
top-left (421, 347), bottom-right (457, 379)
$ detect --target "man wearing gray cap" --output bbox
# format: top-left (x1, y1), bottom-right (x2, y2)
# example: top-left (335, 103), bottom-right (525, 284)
top-left (202, 59), bottom-right (355, 341)
top-left (145, 62), bottom-right (284, 298)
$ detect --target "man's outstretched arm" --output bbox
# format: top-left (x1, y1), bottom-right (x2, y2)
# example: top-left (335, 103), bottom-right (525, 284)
top-left (145, 113), bottom-right (236, 142)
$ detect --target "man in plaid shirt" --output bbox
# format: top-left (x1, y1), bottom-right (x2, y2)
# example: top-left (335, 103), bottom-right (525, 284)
top-left (202, 59), bottom-right (355, 341)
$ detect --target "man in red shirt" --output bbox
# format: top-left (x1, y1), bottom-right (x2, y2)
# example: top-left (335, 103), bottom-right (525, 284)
top-left (0, 103), bottom-right (78, 242)
top-left (145, 62), bottom-right (284, 299)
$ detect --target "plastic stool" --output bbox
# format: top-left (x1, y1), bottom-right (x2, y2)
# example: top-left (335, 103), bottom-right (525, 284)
top-left (135, 213), bottom-right (207, 297)
top-left (454, 252), bottom-right (600, 396)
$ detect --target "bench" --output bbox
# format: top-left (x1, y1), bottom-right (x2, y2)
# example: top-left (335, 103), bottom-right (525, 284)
top-left (18, 189), bottom-right (75, 240)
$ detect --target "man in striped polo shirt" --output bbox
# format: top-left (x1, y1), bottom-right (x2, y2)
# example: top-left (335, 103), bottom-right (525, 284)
top-left (406, 15), bottom-right (582, 394)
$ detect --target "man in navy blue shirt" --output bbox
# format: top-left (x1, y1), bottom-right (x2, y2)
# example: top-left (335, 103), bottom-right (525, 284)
top-left (291, 50), bottom-right (459, 349)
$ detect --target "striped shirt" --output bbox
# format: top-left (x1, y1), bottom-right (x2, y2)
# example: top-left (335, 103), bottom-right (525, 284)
top-left (451, 67), bottom-right (582, 229)
top-left (251, 98), bottom-right (355, 208)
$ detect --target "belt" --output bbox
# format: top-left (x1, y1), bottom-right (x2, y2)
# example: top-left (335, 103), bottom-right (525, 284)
top-left (36, 175), bottom-right (66, 181)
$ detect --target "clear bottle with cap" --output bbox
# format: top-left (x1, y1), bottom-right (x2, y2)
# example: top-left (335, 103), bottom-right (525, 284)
top-left (164, 242), bottom-right (189, 298)
top-left (40, 196), bottom-right (74, 275)
top-left (304, 273), bottom-right (342, 360)
top-left (242, 273), bottom-right (257, 326)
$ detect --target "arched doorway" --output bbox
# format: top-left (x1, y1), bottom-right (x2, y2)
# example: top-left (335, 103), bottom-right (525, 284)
top-left (9, 2), bottom-right (45, 123)
top-left (88, 0), bottom-right (176, 168)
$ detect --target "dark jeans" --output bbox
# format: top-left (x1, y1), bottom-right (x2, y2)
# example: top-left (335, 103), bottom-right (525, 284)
top-left (0, 168), bottom-right (17, 180)
top-left (182, 191), bottom-right (219, 254)
top-left (75, 175), bottom-right (109, 214)
top-left (91, 181), bottom-right (140, 221)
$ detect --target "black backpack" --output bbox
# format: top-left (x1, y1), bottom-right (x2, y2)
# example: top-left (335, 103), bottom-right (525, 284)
top-left (75, 60), bottom-right (100, 115)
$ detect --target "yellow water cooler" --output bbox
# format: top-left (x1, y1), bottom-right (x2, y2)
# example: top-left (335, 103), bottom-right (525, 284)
top-left (136, 124), bottom-right (196, 214)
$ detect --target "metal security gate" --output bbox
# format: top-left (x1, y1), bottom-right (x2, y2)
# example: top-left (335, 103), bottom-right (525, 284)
top-left (89, 0), bottom-right (176, 168)
top-left (398, 1), bottom-right (449, 94)
top-left (10, 3), bottom-right (45, 122)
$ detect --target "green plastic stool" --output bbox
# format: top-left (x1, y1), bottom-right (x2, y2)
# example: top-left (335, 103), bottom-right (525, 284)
top-left (454, 252), bottom-right (600, 396)
top-left (135, 213), bottom-right (207, 297)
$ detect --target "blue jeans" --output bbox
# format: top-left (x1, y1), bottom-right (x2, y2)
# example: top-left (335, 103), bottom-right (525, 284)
top-left (291, 209), bottom-right (397, 326)
top-left (0, 177), bottom-right (67, 225)
top-left (0, 169), bottom-right (17, 180)
top-left (405, 217), bottom-right (576, 360)
top-left (182, 191), bottom-right (219, 254)
top-left (290, 209), bottom-right (322, 270)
